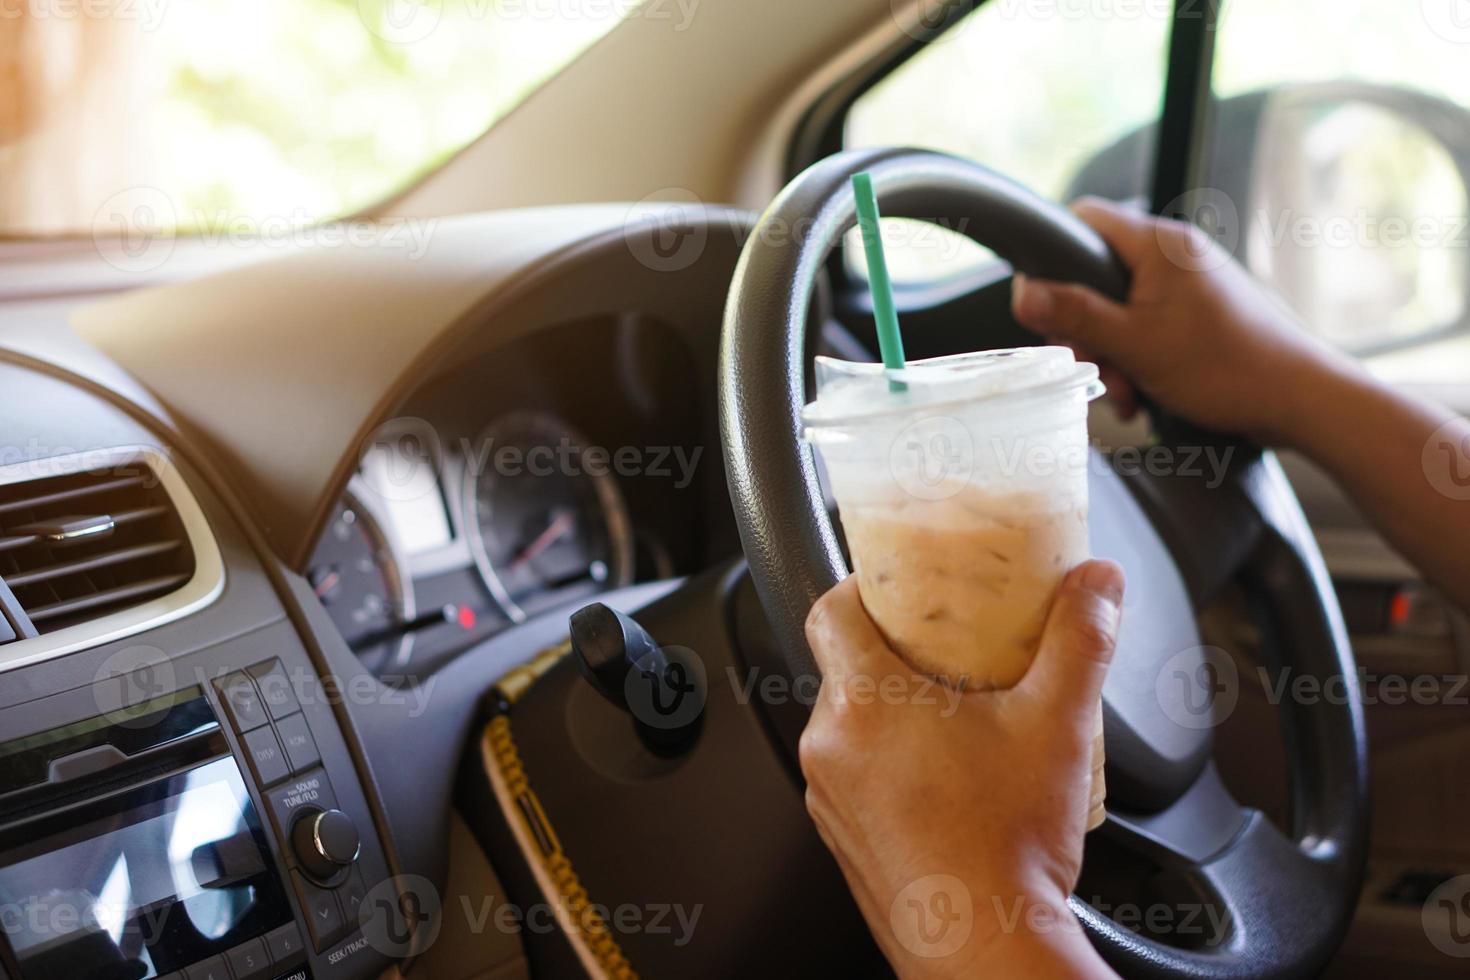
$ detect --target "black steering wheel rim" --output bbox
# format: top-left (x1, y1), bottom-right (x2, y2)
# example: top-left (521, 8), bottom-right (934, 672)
top-left (717, 147), bottom-right (1368, 978)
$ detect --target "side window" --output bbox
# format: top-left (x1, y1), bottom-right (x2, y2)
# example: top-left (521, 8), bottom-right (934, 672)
top-left (1205, 0), bottom-right (1470, 366)
top-left (843, 2), bottom-right (1171, 284)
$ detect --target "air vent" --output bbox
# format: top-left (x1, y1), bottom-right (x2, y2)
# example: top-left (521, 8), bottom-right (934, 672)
top-left (0, 450), bottom-right (222, 668)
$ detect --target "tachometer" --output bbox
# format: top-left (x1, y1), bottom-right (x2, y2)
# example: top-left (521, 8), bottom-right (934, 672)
top-left (463, 411), bottom-right (633, 623)
top-left (306, 480), bottom-right (416, 673)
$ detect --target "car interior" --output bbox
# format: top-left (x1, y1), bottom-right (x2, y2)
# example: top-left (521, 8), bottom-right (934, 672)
top-left (1, 0), bottom-right (1468, 977)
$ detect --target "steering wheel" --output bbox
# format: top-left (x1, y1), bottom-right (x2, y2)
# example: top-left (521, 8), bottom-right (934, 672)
top-left (719, 147), bottom-right (1368, 979)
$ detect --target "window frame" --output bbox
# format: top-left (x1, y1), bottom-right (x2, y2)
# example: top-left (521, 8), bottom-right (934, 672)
top-left (787, 0), bottom-right (1221, 302)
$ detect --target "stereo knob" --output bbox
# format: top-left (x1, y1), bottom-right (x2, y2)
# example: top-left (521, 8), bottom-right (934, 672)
top-left (292, 808), bottom-right (361, 881)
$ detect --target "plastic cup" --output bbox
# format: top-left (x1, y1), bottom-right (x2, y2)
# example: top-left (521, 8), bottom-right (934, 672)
top-left (802, 346), bottom-right (1108, 830)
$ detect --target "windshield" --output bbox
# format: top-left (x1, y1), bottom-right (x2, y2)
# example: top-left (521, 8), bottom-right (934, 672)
top-left (0, 0), bottom-right (638, 238)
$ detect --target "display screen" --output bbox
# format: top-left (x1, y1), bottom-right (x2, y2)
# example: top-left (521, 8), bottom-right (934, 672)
top-left (360, 439), bottom-right (453, 555)
top-left (0, 756), bottom-right (291, 979)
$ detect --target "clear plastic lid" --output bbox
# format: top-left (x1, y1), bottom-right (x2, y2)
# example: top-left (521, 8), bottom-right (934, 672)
top-left (802, 347), bottom-right (1103, 431)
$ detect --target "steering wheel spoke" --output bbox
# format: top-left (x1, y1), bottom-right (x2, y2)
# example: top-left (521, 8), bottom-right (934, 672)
top-left (1078, 776), bottom-right (1351, 979)
top-left (1112, 439), bottom-right (1267, 608)
top-left (1093, 763), bottom-right (1250, 870)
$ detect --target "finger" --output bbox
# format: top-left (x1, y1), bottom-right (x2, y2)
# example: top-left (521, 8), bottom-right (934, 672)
top-left (805, 576), bottom-right (908, 683)
top-left (1012, 275), bottom-right (1134, 357)
top-left (805, 811), bottom-right (888, 957)
top-left (1020, 560), bottom-right (1125, 715)
top-left (1113, 385), bottom-right (1139, 421)
top-left (804, 787), bottom-right (839, 852)
top-left (1055, 340), bottom-right (1097, 366)
top-left (1038, 338), bottom-right (1138, 422)
top-left (1070, 196), bottom-right (1160, 268)
top-left (1097, 365), bottom-right (1139, 420)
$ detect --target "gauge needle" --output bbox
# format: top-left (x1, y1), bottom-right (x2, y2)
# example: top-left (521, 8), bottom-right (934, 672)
top-left (313, 569), bottom-right (341, 599)
top-left (510, 511), bottom-right (576, 572)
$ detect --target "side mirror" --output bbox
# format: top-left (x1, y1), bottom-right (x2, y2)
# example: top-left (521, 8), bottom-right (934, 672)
top-left (1068, 81), bottom-right (1470, 357)
top-left (1237, 83), bottom-right (1470, 355)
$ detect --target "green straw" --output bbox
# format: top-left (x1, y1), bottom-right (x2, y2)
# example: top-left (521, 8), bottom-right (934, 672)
top-left (851, 172), bottom-right (907, 392)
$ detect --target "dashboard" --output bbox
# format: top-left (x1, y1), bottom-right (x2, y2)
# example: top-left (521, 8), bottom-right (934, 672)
top-left (305, 315), bottom-right (710, 679)
top-left (0, 202), bottom-right (757, 980)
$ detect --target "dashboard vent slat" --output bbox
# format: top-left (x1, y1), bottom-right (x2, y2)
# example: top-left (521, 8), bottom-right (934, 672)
top-left (0, 461), bottom-right (196, 638)
top-left (24, 574), bottom-right (193, 625)
top-left (0, 475), bottom-right (147, 515)
top-left (5, 540), bottom-right (183, 589)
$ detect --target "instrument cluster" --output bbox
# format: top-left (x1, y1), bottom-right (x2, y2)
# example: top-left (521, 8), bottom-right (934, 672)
top-left (305, 314), bottom-right (713, 677)
top-left (306, 408), bottom-right (659, 677)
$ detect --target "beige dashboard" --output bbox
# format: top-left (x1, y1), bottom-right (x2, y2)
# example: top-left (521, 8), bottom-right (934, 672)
top-left (57, 204), bottom-right (756, 570)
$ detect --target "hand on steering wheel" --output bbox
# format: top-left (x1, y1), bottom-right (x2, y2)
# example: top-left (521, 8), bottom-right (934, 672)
top-left (1011, 196), bottom-right (1348, 447)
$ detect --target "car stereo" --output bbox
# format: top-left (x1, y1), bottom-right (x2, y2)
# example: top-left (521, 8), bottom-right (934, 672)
top-left (0, 689), bottom-right (307, 980)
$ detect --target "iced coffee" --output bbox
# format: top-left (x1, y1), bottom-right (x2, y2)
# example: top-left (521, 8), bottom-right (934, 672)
top-left (803, 347), bottom-right (1107, 829)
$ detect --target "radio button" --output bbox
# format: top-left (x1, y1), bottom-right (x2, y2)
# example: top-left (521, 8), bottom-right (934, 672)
top-left (226, 938), bottom-right (271, 980)
top-left (264, 922), bottom-right (305, 962)
top-left (184, 955), bottom-right (231, 980)
top-left (266, 770), bottom-right (338, 839)
top-left (292, 808), bottom-right (361, 882)
top-left (275, 714), bottom-right (321, 774)
top-left (337, 865), bottom-right (368, 926)
top-left (217, 673), bottom-right (268, 731)
top-left (243, 726), bottom-right (290, 786)
top-left (293, 870), bottom-right (346, 951)
top-left (250, 660), bottom-right (302, 720)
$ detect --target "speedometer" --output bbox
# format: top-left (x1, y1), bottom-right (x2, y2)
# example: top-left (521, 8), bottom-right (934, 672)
top-left (463, 411), bottom-right (633, 623)
top-left (306, 481), bottom-right (415, 673)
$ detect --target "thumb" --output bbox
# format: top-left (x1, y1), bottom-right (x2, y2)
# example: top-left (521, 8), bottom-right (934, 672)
top-left (1021, 560), bottom-right (1125, 716)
